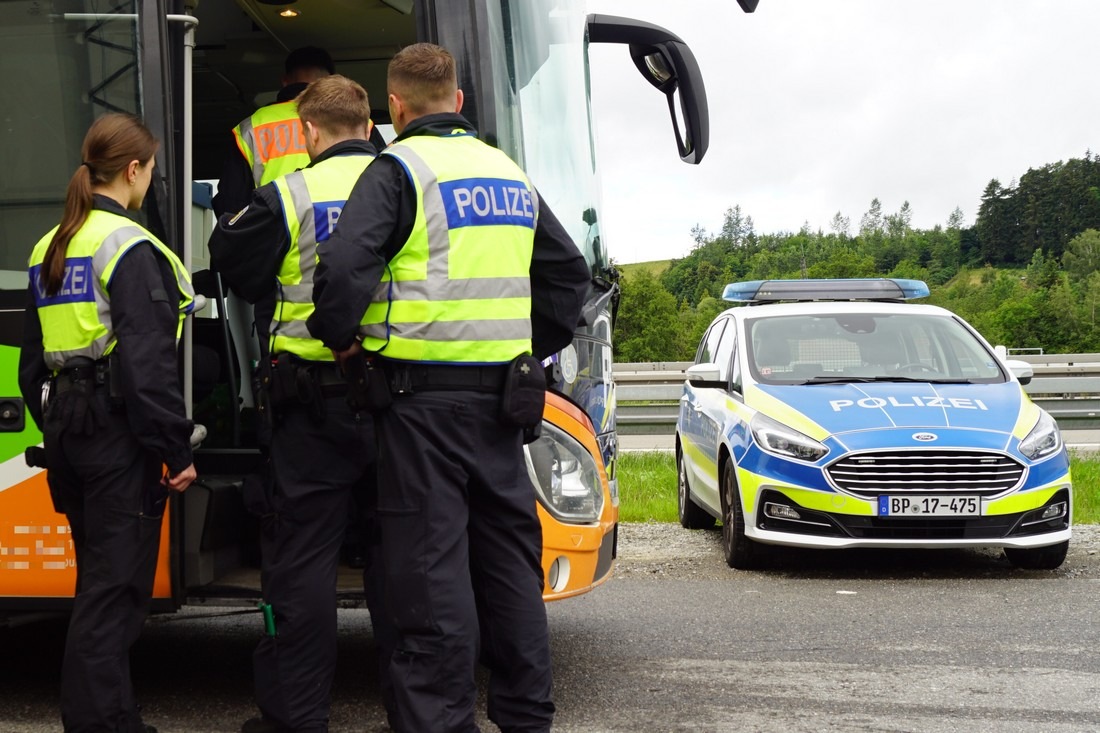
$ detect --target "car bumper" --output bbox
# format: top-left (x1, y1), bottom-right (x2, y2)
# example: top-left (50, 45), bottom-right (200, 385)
top-left (742, 482), bottom-right (1072, 551)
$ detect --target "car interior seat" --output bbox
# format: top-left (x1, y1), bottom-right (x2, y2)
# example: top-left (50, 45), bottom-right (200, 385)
top-left (859, 337), bottom-right (900, 374)
top-left (753, 337), bottom-right (792, 376)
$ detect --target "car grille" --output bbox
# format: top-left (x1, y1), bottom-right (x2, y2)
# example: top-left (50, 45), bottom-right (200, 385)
top-left (826, 451), bottom-right (1025, 498)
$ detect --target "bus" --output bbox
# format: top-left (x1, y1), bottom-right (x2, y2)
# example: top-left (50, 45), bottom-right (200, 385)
top-left (0, 0), bottom-right (757, 619)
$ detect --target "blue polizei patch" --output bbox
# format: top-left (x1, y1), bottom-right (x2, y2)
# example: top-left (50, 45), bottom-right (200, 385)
top-left (440, 177), bottom-right (536, 229)
top-left (29, 257), bottom-right (96, 306)
top-left (312, 201), bottom-right (344, 242)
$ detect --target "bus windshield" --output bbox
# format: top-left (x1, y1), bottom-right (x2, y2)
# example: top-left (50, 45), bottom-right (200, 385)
top-left (483, 0), bottom-right (603, 276)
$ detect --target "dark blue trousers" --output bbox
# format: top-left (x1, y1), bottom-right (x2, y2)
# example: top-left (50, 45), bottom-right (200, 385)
top-left (376, 389), bottom-right (554, 733)
top-left (252, 396), bottom-right (377, 732)
top-left (45, 398), bottom-right (164, 733)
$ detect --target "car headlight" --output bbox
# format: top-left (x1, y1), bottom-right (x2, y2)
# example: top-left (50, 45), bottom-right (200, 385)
top-left (1019, 410), bottom-right (1062, 460)
top-left (750, 413), bottom-right (829, 462)
top-left (525, 421), bottom-right (605, 524)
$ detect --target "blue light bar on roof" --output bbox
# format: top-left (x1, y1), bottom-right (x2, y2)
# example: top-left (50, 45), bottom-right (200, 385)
top-left (722, 278), bottom-right (930, 303)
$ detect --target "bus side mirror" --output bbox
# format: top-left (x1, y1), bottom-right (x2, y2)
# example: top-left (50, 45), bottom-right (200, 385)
top-left (587, 15), bottom-right (710, 164)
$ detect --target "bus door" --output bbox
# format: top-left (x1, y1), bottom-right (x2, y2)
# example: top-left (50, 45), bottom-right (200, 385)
top-left (0, 0), bottom-right (184, 612)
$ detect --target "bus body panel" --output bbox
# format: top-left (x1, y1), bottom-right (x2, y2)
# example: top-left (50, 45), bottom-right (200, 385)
top-left (0, 0), bottom-right (716, 615)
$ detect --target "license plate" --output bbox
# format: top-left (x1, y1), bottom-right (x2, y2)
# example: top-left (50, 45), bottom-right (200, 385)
top-left (877, 495), bottom-right (981, 517)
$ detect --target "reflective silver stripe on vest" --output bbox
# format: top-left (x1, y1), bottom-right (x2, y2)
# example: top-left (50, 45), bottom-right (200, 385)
top-left (386, 143), bottom-right (535, 301)
top-left (271, 172), bottom-right (319, 344)
top-left (279, 283), bottom-right (314, 303)
top-left (393, 318), bottom-right (531, 343)
top-left (236, 117), bottom-right (265, 186)
top-left (274, 318), bottom-right (312, 340)
top-left (280, 172), bottom-right (319, 303)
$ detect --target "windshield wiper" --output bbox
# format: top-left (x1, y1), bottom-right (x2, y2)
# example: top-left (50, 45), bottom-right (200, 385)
top-left (800, 376), bottom-right (976, 385)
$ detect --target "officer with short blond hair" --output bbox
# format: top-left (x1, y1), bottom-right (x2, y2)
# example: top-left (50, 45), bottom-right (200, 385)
top-left (209, 74), bottom-right (386, 733)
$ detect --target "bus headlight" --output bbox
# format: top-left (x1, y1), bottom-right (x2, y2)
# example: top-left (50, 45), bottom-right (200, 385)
top-left (1019, 410), bottom-right (1062, 460)
top-left (525, 422), bottom-right (605, 524)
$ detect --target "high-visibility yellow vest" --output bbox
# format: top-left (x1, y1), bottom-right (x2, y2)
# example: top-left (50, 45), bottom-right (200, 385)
top-left (270, 152), bottom-right (375, 361)
top-left (232, 100), bottom-right (311, 187)
top-left (28, 209), bottom-right (195, 371)
top-left (357, 130), bottom-right (538, 364)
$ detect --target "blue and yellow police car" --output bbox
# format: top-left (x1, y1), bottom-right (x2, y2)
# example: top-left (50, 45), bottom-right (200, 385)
top-left (676, 278), bottom-right (1072, 570)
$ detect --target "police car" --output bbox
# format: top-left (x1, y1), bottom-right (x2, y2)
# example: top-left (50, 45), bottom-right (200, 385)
top-left (675, 278), bottom-right (1072, 570)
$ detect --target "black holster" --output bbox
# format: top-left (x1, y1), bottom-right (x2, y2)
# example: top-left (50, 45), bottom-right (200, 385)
top-left (500, 355), bottom-right (546, 443)
top-left (345, 353), bottom-right (393, 413)
top-left (264, 353), bottom-right (327, 425)
top-left (102, 352), bottom-right (125, 412)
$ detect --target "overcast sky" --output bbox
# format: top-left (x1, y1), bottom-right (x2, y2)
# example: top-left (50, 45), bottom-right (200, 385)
top-left (585, 0), bottom-right (1100, 264)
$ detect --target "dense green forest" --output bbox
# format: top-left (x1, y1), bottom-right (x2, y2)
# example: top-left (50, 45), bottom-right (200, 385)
top-left (612, 152), bottom-right (1100, 362)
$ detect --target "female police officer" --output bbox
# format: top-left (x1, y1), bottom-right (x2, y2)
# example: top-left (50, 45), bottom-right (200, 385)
top-left (18, 113), bottom-right (197, 733)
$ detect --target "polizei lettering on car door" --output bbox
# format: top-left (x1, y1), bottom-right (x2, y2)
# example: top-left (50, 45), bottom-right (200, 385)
top-left (829, 396), bottom-right (989, 411)
top-left (440, 177), bottom-right (536, 229)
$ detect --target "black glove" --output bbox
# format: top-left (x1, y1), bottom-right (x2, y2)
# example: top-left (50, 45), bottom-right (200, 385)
top-left (55, 390), bottom-right (107, 437)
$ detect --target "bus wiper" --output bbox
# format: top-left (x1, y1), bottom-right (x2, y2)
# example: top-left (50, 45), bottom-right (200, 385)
top-left (801, 376), bottom-right (975, 385)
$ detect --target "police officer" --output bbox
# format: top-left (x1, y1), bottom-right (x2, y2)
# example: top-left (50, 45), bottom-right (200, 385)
top-left (208, 75), bottom-right (385, 733)
top-left (18, 113), bottom-right (197, 733)
top-left (308, 44), bottom-right (590, 733)
top-left (212, 46), bottom-right (334, 218)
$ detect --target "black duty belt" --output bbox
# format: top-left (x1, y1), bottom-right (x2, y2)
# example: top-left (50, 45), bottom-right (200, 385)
top-left (53, 361), bottom-right (107, 394)
top-left (385, 362), bottom-right (508, 393)
top-left (298, 359), bottom-right (347, 397)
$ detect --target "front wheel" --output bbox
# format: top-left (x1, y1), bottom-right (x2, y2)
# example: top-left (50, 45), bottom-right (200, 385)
top-left (678, 449), bottom-right (715, 530)
top-left (720, 461), bottom-right (759, 569)
top-left (1003, 541), bottom-right (1069, 570)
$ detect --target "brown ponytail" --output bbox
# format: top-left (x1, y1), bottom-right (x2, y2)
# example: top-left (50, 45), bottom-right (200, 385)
top-left (40, 113), bottom-right (159, 295)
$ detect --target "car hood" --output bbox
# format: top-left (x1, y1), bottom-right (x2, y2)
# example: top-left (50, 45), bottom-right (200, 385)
top-left (749, 381), bottom-right (1027, 436)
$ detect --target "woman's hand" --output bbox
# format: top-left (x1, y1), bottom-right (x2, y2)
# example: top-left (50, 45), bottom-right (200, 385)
top-left (165, 463), bottom-right (197, 492)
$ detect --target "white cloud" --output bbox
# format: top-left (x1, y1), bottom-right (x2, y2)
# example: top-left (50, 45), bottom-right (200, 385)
top-left (587, 0), bottom-right (1100, 263)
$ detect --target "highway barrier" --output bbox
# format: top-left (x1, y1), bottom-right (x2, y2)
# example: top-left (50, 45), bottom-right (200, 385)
top-left (614, 355), bottom-right (1100, 435)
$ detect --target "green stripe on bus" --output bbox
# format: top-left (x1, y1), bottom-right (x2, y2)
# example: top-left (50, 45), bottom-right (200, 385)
top-left (0, 345), bottom-right (42, 465)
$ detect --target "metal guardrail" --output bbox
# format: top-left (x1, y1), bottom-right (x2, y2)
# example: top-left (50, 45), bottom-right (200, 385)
top-left (614, 356), bottom-right (1100, 435)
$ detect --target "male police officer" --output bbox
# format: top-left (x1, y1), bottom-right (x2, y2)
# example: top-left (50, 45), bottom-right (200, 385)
top-left (212, 46), bottom-right (334, 218)
top-left (308, 44), bottom-right (590, 733)
top-left (209, 75), bottom-right (383, 733)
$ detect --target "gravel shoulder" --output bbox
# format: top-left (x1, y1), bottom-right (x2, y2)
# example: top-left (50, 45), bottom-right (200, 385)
top-left (616, 521), bottom-right (1100, 580)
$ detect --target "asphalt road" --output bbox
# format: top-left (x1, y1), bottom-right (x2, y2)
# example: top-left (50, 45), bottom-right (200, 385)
top-left (2, 524), bottom-right (1098, 733)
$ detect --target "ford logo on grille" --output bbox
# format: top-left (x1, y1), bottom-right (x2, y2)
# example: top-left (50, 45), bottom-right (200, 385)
top-left (912, 432), bottom-right (938, 442)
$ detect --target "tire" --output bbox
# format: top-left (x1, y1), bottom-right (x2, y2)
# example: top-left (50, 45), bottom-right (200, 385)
top-left (1003, 540), bottom-right (1069, 570)
top-left (678, 448), bottom-right (715, 530)
top-left (720, 460), bottom-right (759, 569)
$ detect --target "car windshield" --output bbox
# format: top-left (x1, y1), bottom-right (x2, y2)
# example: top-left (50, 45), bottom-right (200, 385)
top-left (745, 312), bottom-right (1007, 385)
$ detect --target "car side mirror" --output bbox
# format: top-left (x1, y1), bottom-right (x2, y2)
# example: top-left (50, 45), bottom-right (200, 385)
top-left (686, 363), bottom-right (726, 389)
top-left (1005, 359), bottom-right (1033, 386)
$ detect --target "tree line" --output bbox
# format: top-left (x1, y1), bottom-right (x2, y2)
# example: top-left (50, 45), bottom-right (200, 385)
top-left (613, 151), bottom-right (1100, 362)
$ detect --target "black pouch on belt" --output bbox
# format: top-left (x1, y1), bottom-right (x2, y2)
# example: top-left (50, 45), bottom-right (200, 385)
top-left (104, 352), bottom-right (125, 413)
top-left (500, 355), bottom-right (546, 438)
top-left (344, 353), bottom-right (393, 413)
top-left (268, 352), bottom-right (298, 410)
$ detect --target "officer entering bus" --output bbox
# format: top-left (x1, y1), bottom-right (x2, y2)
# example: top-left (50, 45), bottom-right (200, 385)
top-left (308, 43), bottom-right (590, 733)
top-left (18, 113), bottom-right (197, 733)
top-left (208, 74), bottom-right (387, 733)
top-left (213, 46), bottom-right (334, 218)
